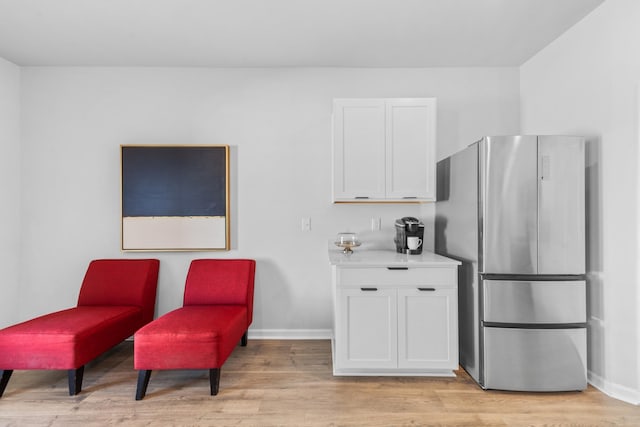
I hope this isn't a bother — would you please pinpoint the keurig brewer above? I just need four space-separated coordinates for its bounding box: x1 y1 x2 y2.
394 217 425 254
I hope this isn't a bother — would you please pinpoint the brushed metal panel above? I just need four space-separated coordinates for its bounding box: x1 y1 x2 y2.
484 327 587 391
481 136 538 274
483 279 586 324
538 136 586 274
436 142 479 263
436 142 481 383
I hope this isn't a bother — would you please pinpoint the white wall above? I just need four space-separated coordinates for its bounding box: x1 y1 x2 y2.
16 67 519 336
0 57 21 328
520 0 640 403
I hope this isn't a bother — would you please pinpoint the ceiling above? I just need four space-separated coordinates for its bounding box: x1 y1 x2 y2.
0 0 604 67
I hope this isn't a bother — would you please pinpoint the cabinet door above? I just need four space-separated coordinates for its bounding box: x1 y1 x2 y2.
332 99 386 200
335 287 397 369
385 99 437 201
397 287 458 370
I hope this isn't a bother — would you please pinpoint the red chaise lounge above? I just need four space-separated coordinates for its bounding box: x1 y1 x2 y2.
134 259 255 400
0 259 160 398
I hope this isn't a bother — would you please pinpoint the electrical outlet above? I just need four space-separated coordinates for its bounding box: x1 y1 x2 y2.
371 217 381 231
301 217 311 232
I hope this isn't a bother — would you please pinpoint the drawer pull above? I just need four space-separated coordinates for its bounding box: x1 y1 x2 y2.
355 196 370 199
418 287 436 291
360 287 378 291
387 267 408 271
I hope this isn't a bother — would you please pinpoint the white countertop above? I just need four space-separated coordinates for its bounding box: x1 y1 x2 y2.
328 247 461 267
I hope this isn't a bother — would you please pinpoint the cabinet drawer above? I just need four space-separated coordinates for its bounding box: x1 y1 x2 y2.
337 267 456 288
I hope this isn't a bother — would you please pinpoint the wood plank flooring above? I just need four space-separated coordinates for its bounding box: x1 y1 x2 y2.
0 340 638 426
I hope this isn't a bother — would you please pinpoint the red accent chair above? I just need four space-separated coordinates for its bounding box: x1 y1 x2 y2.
134 259 256 400
0 259 160 398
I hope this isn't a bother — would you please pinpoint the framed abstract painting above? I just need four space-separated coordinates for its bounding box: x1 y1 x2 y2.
121 145 230 251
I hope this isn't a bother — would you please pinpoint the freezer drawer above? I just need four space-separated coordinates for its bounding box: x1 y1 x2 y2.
483 279 586 324
483 327 587 391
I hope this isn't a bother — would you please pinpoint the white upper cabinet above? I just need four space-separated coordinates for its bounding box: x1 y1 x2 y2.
332 99 386 200
385 99 437 200
332 98 437 203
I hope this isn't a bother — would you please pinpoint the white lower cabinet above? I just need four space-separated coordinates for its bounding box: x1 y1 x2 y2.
332 265 458 376
335 287 398 370
397 287 457 370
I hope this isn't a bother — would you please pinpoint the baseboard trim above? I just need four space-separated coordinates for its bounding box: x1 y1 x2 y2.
128 330 332 341
248 329 332 340
589 371 640 405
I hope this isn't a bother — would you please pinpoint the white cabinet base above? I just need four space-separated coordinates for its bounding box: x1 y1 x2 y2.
329 250 460 377
330 338 457 377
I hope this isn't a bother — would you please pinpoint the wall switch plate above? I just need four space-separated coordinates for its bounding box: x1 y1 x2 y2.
371 217 381 231
301 217 311 232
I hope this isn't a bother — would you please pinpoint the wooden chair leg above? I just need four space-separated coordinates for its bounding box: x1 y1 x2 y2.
209 368 220 396
0 370 13 398
241 331 248 347
136 370 152 401
68 366 84 396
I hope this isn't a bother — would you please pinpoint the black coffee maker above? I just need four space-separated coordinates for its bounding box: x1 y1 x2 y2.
394 217 425 254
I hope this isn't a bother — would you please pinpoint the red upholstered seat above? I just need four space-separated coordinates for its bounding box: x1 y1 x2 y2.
133 259 256 400
135 306 247 369
0 259 160 398
0 306 142 369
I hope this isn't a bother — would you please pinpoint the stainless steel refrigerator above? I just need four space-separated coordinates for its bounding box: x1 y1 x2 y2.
435 135 587 391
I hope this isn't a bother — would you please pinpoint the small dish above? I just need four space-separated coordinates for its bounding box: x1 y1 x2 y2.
335 232 361 254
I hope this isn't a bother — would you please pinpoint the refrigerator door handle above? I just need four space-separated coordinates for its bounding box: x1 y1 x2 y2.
483 321 587 329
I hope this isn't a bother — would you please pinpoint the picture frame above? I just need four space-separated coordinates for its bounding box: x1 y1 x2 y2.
120 145 230 251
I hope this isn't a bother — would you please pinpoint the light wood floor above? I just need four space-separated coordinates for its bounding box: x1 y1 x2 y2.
0 340 638 426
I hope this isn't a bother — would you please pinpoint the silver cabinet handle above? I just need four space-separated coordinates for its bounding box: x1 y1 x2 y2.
387 267 408 270
360 287 378 291
418 287 436 291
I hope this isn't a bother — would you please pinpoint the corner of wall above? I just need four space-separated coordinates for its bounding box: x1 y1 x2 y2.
0 56 22 327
